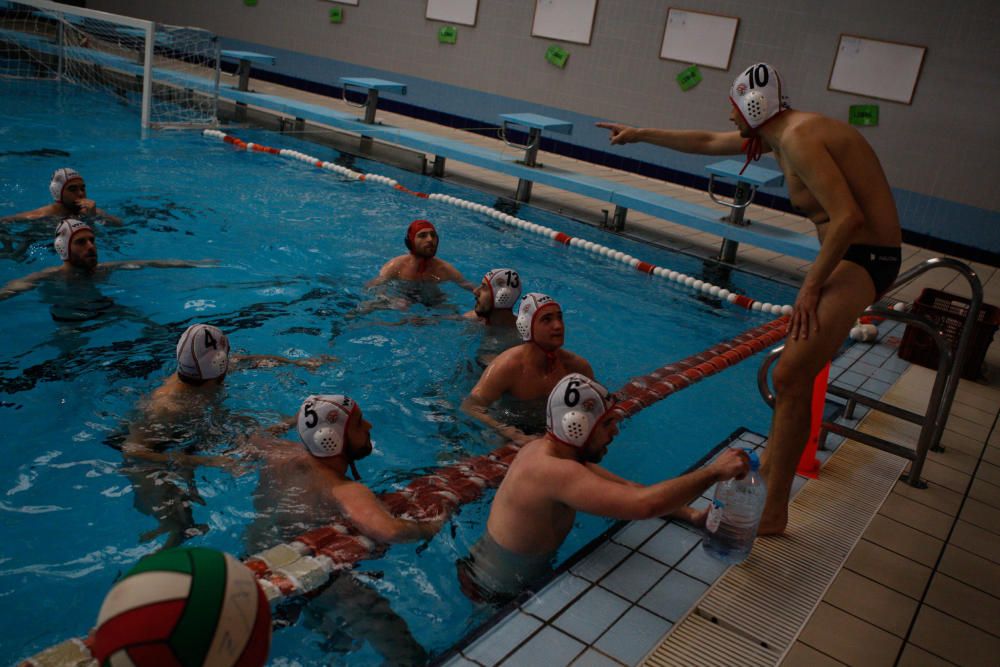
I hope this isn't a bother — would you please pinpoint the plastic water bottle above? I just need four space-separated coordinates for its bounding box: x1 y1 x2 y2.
702 449 766 564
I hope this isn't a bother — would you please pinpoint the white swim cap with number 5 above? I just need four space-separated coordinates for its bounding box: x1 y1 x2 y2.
730 63 786 129
547 373 612 447
176 324 230 380
298 394 357 458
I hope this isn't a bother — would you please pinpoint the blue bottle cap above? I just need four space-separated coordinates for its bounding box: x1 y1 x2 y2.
744 448 760 471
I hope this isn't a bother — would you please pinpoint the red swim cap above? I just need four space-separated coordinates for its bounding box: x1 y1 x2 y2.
405 219 436 252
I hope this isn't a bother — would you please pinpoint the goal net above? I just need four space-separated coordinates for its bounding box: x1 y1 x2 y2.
0 0 220 128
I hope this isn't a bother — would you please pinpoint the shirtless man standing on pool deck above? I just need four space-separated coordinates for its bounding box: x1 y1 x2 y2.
458 374 750 602
461 293 593 444
598 62 902 534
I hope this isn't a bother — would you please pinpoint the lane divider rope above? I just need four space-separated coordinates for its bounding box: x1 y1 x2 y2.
203 130 795 316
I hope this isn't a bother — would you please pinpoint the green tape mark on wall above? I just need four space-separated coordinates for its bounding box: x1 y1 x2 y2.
244 0 257 6
677 65 702 91
329 7 343 23
438 26 457 44
545 44 569 68
849 104 879 126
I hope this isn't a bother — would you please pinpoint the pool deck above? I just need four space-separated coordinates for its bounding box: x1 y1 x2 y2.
226 73 1000 667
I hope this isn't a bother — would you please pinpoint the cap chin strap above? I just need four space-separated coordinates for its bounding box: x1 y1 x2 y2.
349 460 361 481
533 341 558 374
739 136 763 175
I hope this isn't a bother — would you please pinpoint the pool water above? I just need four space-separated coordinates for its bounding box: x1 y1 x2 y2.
0 80 795 664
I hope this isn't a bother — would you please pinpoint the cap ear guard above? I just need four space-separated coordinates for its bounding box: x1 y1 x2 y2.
298 394 356 458
546 373 612 447
516 292 557 342
53 218 92 261
175 324 230 381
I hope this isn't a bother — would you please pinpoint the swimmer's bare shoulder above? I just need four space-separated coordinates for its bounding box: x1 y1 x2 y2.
558 349 594 378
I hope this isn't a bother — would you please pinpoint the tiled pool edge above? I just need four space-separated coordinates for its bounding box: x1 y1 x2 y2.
440 325 912 667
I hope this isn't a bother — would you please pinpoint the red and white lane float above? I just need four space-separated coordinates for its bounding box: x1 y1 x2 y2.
203 130 794 316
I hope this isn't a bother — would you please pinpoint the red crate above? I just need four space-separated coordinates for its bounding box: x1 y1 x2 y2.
898 288 1000 380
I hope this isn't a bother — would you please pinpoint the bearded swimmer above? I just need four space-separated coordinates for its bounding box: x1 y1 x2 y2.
458 374 750 602
0 220 215 311
5 168 122 224
598 63 902 535
464 268 523 365
461 293 593 444
367 219 474 289
244 394 443 665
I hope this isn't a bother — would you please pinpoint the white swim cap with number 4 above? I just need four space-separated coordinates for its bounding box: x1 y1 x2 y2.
516 292 559 342
730 63 785 129
484 268 522 309
547 373 612 447
176 324 230 380
298 394 357 458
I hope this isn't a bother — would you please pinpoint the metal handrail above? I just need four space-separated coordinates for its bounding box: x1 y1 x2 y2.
340 82 370 109
707 173 756 210
756 256 982 486
498 121 539 152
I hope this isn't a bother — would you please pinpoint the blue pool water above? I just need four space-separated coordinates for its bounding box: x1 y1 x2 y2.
0 80 796 664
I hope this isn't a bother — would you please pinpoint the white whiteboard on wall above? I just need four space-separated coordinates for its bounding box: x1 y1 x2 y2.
426 0 478 26
323 0 359 6
531 0 598 45
829 34 926 104
660 8 738 70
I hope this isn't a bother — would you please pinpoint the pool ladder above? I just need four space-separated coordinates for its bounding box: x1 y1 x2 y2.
757 257 984 487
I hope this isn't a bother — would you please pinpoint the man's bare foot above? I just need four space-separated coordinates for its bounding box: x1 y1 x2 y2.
668 505 708 528
757 506 787 535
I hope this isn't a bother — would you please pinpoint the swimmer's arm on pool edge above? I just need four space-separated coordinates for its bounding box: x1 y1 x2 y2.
552 448 749 520
335 482 443 544
596 122 748 156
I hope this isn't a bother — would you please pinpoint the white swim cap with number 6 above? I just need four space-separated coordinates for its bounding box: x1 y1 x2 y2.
297 394 357 458
484 268 522 309
547 373 612 447
730 63 785 129
176 324 230 381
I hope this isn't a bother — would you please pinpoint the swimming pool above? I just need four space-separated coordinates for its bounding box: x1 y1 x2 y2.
0 79 796 664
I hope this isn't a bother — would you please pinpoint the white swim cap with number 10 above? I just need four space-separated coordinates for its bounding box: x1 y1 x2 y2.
730 63 785 129
547 373 613 447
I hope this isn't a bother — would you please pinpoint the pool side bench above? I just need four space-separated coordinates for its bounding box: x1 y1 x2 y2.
217 87 819 262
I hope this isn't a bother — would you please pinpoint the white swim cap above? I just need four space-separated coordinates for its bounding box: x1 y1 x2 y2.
484 268 522 310
297 394 357 458
175 324 230 381
53 218 92 261
547 373 613 447
516 292 559 342
49 167 82 201
730 63 786 129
